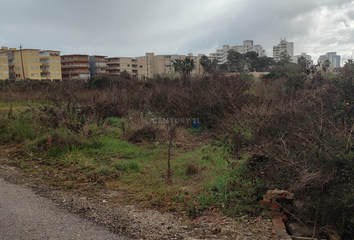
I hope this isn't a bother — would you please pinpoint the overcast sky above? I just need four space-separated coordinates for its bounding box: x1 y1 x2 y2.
1 0 353 63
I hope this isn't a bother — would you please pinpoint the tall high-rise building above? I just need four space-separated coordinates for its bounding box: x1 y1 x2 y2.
318 52 341 67
209 40 266 65
273 38 294 61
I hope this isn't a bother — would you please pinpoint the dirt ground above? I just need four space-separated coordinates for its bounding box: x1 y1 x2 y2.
0 152 280 240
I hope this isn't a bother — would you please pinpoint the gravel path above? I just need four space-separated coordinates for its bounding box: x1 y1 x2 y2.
0 177 129 240
0 156 279 240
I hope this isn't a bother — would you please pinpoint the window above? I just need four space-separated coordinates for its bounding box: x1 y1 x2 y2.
139 65 143 68
29 51 32 55
57 74 59 77
30 66 34 70
16 74 20 77
34 52 37 55
0 74 1 78
56 60 59 63
30 58 33 62
52 67 54 70
31 74 34 77
127 64 130 67
35 59 38 62
0 66 1 70
51 60 54 62
36 66 38 69
36 73 39 77
56 67 59 70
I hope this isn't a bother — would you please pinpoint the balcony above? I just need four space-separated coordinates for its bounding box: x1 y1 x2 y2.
61 64 89 68
95 62 107 68
41 74 51 78
39 52 49 57
106 64 120 69
64 70 90 74
61 58 88 63
107 59 120 64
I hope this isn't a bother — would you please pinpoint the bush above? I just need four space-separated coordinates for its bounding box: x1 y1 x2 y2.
0 110 38 143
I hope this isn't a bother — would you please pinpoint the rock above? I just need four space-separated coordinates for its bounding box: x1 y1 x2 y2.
263 189 294 201
287 223 318 237
275 227 292 239
260 236 268 240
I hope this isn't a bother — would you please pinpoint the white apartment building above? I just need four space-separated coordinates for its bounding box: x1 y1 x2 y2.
292 52 312 64
209 40 266 65
273 38 294 61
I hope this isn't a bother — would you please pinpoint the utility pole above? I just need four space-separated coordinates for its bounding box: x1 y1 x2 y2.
19 44 26 80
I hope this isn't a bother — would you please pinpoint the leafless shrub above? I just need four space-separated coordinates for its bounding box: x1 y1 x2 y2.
290 168 333 194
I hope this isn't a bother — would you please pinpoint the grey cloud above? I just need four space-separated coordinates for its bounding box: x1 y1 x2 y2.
0 0 353 62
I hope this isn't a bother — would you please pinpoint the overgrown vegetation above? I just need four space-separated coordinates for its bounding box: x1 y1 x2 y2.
1 60 354 238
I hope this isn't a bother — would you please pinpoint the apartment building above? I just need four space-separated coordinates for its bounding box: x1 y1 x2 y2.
5 47 41 81
209 40 267 65
102 53 205 79
0 48 9 80
292 52 312 64
39 50 62 81
106 57 144 78
89 55 108 77
273 38 294 61
61 54 90 81
318 52 341 67
106 54 175 79
136 53 205 77
0 47 62 81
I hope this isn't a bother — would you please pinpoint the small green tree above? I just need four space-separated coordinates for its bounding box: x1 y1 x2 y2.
173 57 195 75
297 56 307 70
199 55 218 75
226 49 242 72
322 59 331 72
120 70 131 79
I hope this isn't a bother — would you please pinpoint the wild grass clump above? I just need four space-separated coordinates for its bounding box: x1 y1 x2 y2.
111 160 141 172
185 159 199 176
0 109 39 143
